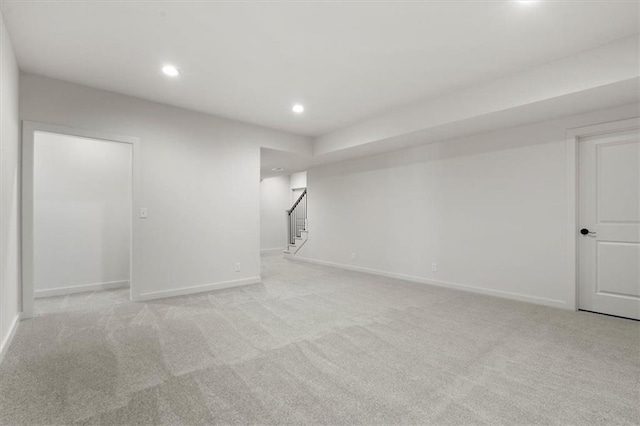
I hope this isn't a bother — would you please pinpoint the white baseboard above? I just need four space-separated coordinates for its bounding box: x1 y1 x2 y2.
0 314 21 364
34 280 130 298
134 276 261 302
290 256 568 310
260 247 285 254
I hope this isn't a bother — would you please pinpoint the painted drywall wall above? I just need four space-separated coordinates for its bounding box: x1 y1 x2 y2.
290 171 307 205
260 175 290 252
20 73 310 301
290 171 307 189
0 11 20 358
33 132 131 295
298 104 639 309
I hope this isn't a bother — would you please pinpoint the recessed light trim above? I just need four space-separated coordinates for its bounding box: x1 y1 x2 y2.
162 64 180 77
272 167 284 172
292 104 305 114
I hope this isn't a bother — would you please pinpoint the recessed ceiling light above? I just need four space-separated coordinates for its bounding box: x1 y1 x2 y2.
292 104 305 114
516 0 538 4
162 65 180 77
272 167 284 172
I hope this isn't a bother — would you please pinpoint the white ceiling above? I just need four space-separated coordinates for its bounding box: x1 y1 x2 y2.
2 0 638 137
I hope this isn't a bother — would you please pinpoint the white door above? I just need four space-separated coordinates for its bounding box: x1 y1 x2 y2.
578 128 640 320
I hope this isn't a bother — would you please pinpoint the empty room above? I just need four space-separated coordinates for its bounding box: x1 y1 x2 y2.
0 1 638 425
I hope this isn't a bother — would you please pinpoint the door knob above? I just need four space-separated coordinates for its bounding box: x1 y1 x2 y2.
580 228 596 235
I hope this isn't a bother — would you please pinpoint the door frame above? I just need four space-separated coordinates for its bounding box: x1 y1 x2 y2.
21 121 141 319
565 117 640 311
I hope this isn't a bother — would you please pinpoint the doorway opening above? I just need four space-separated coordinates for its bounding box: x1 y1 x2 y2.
22 122 139 318
259 148 309 277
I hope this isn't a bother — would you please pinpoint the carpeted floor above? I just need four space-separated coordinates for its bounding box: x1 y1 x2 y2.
1 253 638 425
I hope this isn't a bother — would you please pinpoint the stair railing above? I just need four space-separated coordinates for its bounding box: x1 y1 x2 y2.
286 189 307 245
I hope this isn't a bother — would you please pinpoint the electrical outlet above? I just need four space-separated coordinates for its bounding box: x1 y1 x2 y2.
235 263 241 272
431 263 438 272
351 251 357 260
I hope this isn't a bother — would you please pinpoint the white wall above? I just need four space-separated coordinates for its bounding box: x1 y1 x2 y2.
290 171 307 205
290 171 307 190
0 11 21 357
33 132 131 295
299 104 639 309
260 175 290 252
20 73 310 301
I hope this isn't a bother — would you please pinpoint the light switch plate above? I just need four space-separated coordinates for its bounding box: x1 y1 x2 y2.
140 208 148 218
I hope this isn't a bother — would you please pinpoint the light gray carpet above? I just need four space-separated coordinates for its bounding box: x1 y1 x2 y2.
1 253 638 425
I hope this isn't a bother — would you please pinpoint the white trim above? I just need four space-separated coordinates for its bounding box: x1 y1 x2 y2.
21 121 141 319
134 276 261 302
260 247 285 254
34 280 129 298
289 256 568 309
565 117 640 312
0 314 21 364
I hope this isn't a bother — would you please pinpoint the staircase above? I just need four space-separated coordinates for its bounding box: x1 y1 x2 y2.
284 189 307 255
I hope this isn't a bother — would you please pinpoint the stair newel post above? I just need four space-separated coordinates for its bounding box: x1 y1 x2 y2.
288 209 292 246
286 209 290 247
289 209 291 244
